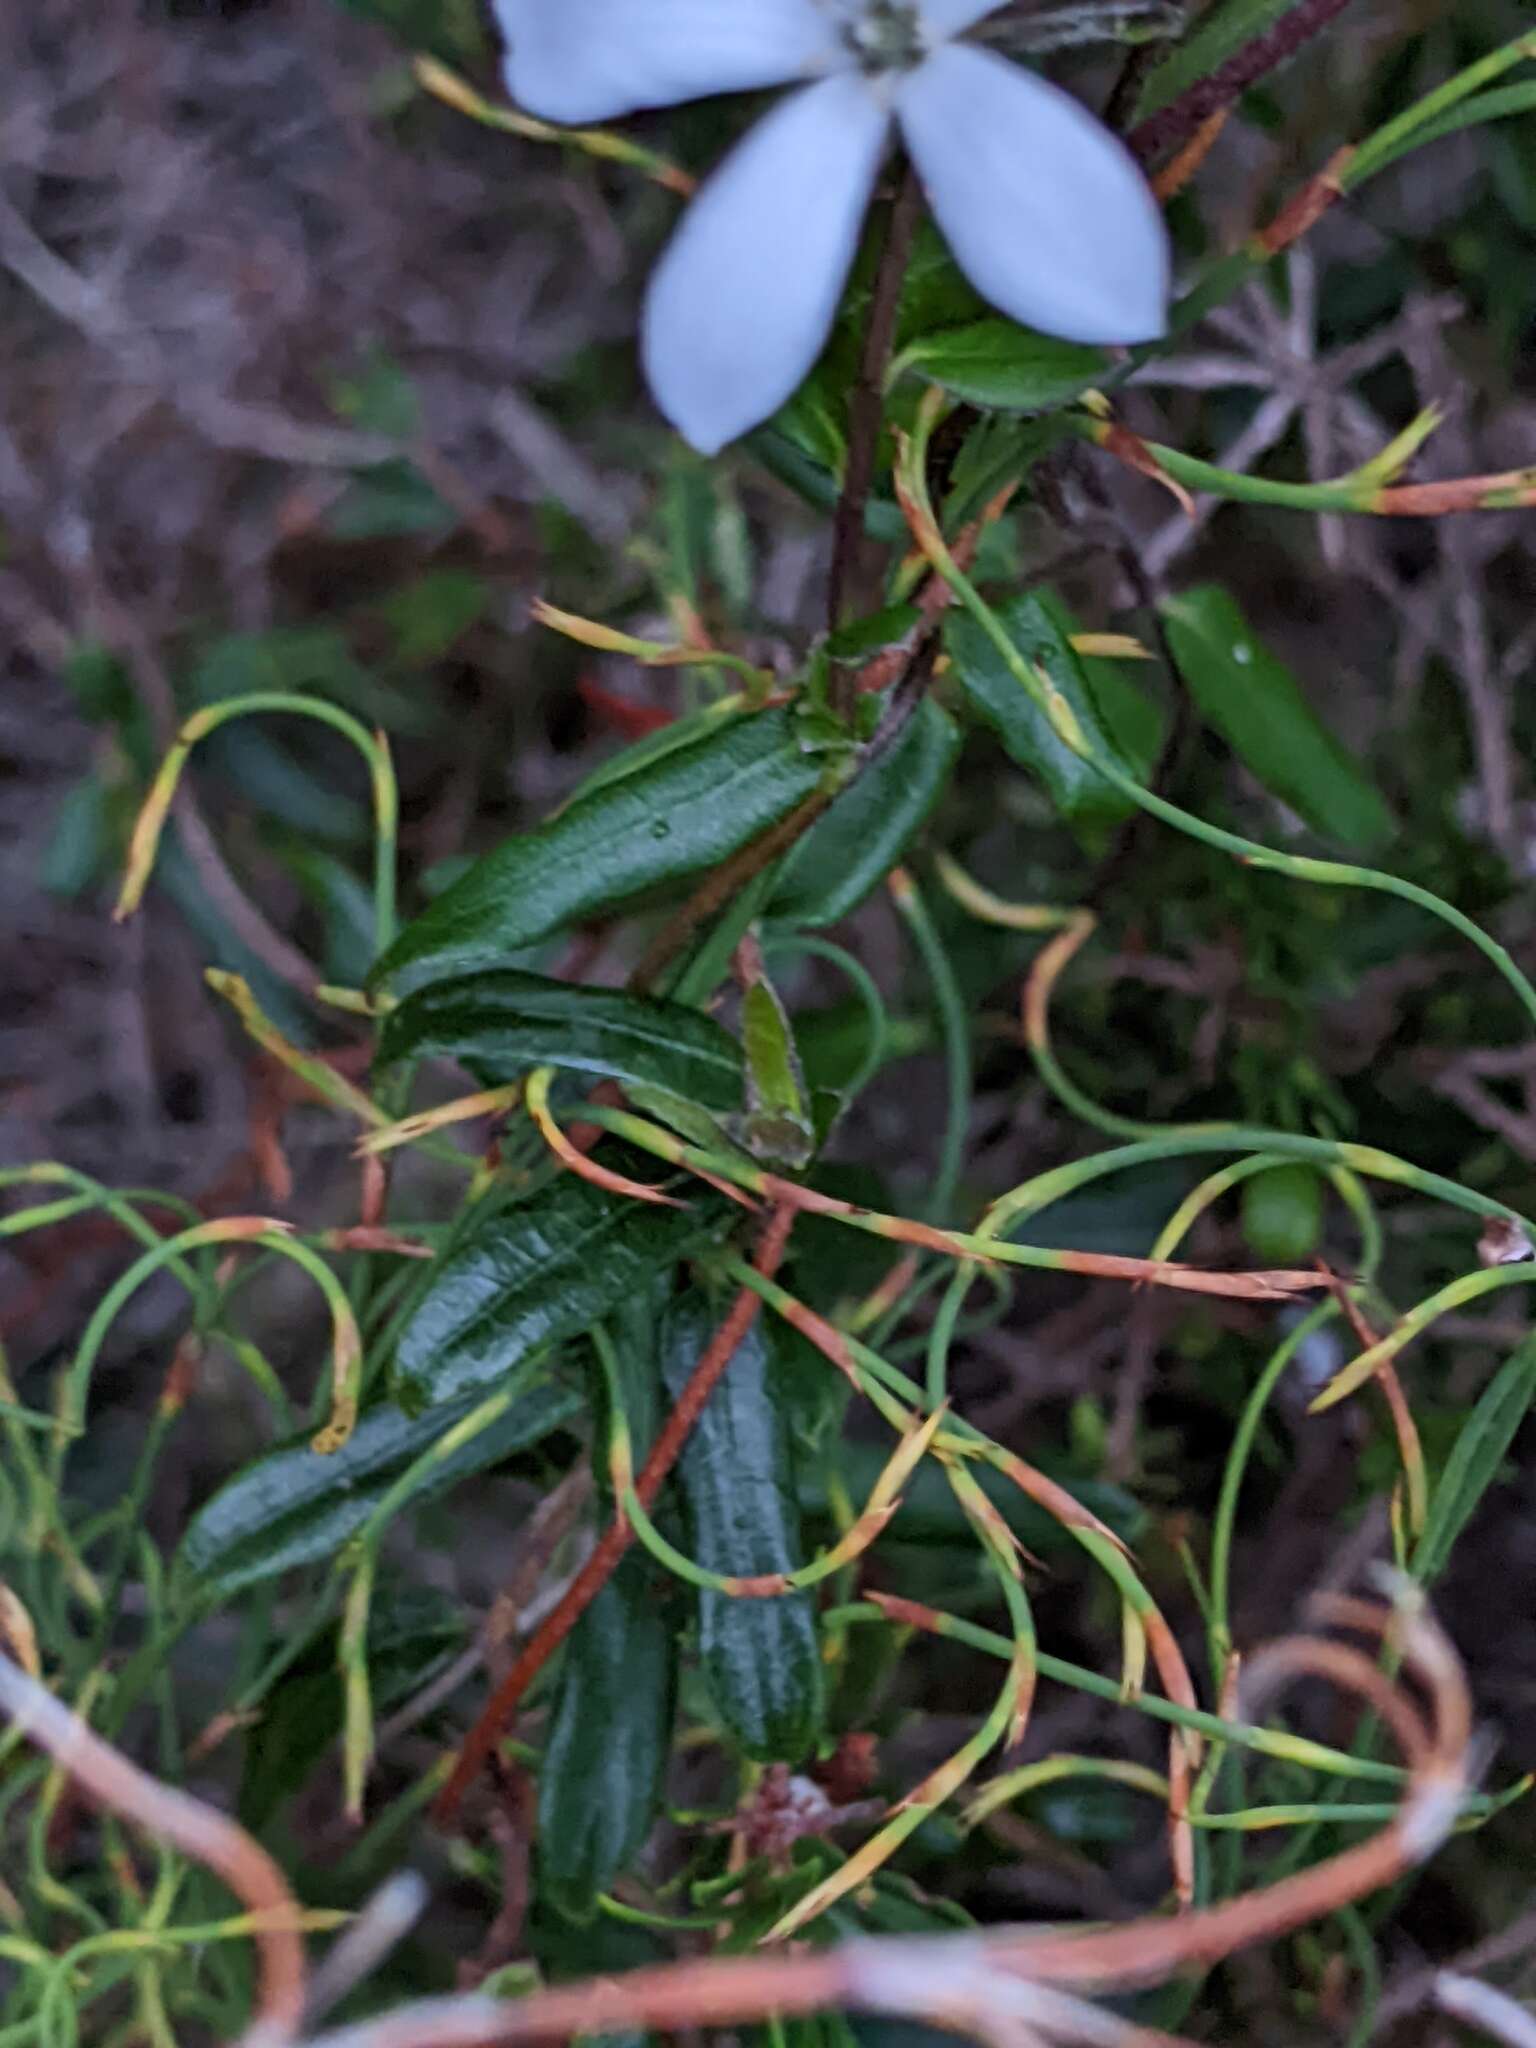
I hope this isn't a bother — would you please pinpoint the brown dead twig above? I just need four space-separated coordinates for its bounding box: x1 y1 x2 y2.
2 1591 1467 2048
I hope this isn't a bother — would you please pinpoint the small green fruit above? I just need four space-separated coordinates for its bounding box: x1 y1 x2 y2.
1241 1163 1325 1265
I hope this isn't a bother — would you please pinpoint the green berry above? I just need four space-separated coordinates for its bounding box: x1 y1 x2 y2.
1241 1163 1325 1265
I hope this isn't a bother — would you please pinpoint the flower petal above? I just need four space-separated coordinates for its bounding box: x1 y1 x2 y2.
494 0 844 124
896 45 1168 344
919 0 1006 34
642 76 890 454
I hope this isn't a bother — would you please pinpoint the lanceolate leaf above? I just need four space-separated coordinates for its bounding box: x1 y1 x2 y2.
393 1163 731 1407
946 591 1151 825
538 1552 677 1921
178 1379 580 1598
661 1294 824 1763
893 322 1110 413
1160 587 1394 849
1413 1331 1536 1585
372 705 833 994
378 970 744 1112
770 698 961 928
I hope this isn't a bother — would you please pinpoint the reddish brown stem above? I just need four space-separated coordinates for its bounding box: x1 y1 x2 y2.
1127 0 1362 166
828 168 921 643
434 1202 798 1827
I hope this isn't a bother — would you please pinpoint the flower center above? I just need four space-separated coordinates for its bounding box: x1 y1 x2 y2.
841 1 927 74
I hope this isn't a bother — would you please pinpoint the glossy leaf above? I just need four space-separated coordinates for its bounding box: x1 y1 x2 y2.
893 322 1110 413
946 591 1150 825
1161 586 1394 848
178 1379 580 1598
567 693 746 805
1413 1331 1536 1584
538 1552 676 1921
378 969 744 1112
372 705 832 994
393 1163 731 1407
661 1294 824 1763
770 699 961 927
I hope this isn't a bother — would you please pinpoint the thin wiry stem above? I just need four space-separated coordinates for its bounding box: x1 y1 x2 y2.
0 1653 308 2048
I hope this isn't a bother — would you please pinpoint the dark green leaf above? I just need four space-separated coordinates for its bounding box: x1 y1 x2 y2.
569 697 748 807
373 705 832 995
538 1553 676 1921
1010 1158 1203 1257
1413 1331 1536 1584
770 699 961 927
894 323 1110 413
661 1294 824 1763
1160 587 1394 848
394 1163 731 1407
946 592 1146 824
379 970 744 1113
178 1379 579 1598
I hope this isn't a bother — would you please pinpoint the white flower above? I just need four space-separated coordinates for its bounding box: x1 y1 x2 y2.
493 0 1170 454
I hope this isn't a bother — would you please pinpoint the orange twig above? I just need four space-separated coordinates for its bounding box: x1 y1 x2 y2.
1135 1605 1199 1909
1324 1272 1428 1535
1254 145 1357 255
298 1598 1467 2048
1368 467 1536 515
1152 110 1230 202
